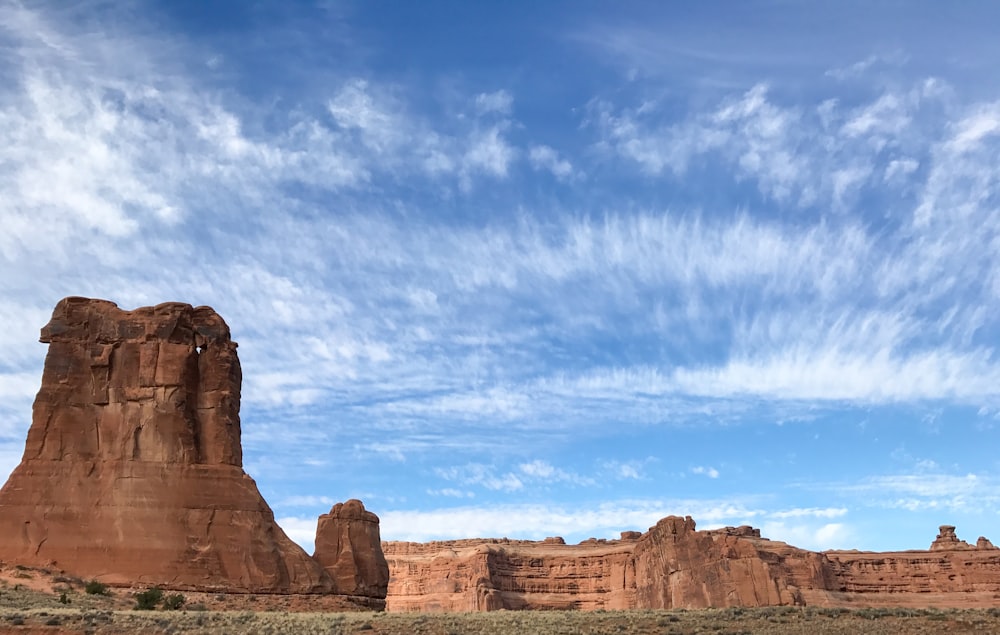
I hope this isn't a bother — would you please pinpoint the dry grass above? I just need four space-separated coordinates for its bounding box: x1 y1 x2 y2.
4 570 1000 633
2 604 1000 634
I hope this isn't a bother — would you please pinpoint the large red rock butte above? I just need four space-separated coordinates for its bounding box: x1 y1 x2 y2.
384 517 1000 611
313 499 390 598
0 297 387 602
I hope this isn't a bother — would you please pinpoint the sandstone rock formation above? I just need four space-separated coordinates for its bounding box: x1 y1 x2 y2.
632 516 836 608
824 548 1000 604
385 518 1000 611
313 499 390 598
930 525 973 550
0 297 333 593
383 537 637 611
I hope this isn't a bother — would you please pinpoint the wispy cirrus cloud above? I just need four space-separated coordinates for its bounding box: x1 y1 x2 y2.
4 1 1000 552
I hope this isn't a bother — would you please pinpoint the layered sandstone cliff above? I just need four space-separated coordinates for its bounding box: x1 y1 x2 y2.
632 516 838 608
385 518 1000 611
824 530 1000 608
0 298 332 593
384 533 641 611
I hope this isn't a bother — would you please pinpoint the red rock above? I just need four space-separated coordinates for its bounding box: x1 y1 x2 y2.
383 537 636 611
0 297 332 593
313 499 389 598
384 518 1000 611
930 524 973 550
632 516 835 608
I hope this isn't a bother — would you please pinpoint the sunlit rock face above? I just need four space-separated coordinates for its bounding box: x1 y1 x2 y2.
313 499 390 598
384 517 1000 611
0 297 332 593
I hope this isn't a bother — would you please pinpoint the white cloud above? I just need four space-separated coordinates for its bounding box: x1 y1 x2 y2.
770 507 847 520
275 516 319 555
278 495 337 508
670 348 1000 403
426 488 474 498
463 126 516 179
760 521 852 551
884 157 919 182
475 90 513 115
691 466 720 479
825 55 880 80
818 472 998 513
0 444 22 485
435 464 525 492
528 144 574 179
372 499 852 548
4 3 1000 561
376 499 764 542
618 464 640 479
602 459 654 480
841 93 911 140
518 460 595 486
946 107 1000 154
542 341 1000 406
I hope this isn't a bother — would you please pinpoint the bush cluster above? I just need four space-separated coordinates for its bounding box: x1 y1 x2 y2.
133 587 186 611
84 580 110 596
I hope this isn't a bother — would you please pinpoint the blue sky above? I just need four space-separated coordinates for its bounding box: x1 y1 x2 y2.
2 0 1000 554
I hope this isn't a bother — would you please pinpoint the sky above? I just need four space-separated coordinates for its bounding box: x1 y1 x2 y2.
2 1 1000 555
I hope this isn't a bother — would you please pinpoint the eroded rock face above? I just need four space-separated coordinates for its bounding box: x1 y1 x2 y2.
313 499 389 599
632 516 836 608
0 297 332 593
384 518 1000 611
930 525 973 550
383 537 636 611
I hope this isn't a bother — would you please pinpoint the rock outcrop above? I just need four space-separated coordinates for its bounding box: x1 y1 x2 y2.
313 499 390 598
383 537 637 611
0 297 332 593
385 518 1000 611
930 525 973 550
632 516 836 608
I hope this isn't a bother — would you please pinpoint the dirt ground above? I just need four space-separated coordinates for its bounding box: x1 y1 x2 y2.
4 562 1000 634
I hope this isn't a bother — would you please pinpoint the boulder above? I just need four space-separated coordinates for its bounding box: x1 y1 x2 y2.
313 499 389 598
0 297 332 592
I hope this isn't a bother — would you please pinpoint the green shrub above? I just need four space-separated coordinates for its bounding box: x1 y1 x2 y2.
84 580 110 596
162 593 186 610
134 587 164 610
59 592 70 604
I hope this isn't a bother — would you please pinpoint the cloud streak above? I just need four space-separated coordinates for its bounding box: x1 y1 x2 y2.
2 2 1000 551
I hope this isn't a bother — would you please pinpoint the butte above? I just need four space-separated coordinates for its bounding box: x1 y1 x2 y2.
0 297 387 602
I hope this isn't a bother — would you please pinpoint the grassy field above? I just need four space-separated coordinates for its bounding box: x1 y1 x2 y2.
4 567 1000 633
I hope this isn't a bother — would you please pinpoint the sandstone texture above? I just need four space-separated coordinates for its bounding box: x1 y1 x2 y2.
0 297 338 594
930 525 973 550
383 537 637 611
385 517 1000 611
313 499 390 598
